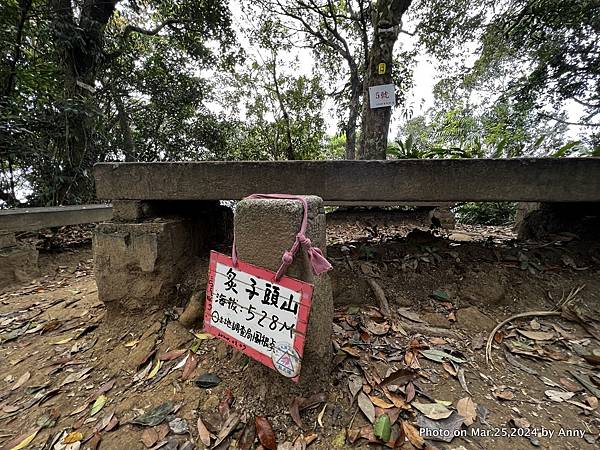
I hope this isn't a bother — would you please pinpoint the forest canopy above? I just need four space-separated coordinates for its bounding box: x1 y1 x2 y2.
1 0 599 206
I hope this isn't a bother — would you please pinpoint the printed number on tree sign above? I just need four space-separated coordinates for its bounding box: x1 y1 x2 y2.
204 251 313 381
368 83 395 108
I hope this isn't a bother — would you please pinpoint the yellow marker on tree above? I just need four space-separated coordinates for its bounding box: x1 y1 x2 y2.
378 63 386 74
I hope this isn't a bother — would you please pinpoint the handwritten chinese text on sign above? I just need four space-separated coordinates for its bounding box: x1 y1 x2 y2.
204 251 313 382
368 83 395 108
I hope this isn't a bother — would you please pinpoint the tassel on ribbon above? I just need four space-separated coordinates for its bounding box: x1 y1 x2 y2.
275 233 332 280
298 234 332 276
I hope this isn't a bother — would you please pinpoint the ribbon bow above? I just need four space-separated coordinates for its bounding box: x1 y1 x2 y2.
232 194 332 280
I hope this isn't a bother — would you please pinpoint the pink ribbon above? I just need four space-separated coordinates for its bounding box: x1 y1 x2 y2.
231 194 332 280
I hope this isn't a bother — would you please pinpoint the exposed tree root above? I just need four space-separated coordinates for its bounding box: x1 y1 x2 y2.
485 285 585 367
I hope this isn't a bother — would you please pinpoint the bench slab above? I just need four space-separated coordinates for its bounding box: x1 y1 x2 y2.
94 159 600 203
0 204 112 232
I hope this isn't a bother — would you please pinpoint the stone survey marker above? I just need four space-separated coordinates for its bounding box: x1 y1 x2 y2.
204 251 313 381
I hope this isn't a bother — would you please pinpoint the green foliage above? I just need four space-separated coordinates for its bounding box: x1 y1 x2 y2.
455 202 517 225
394 100 579 159
323 134 347 160
411 0 599 140
223 15 326 161
1 0 236 206
2 0 598 207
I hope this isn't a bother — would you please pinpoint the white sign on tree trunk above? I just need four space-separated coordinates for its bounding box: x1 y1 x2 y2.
369 84 395 108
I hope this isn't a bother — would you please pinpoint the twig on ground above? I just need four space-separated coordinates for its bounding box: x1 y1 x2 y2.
366 278 391 317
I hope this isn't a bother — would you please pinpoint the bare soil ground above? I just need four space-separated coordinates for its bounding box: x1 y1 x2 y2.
1 218 600 450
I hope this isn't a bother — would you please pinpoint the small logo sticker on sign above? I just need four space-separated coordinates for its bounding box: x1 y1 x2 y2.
272 342 301 378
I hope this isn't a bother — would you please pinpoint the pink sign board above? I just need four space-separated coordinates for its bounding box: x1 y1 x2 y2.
204 251 313 382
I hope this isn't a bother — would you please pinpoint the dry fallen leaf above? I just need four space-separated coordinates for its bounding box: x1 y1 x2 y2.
88 379 116 401
383 390 409 409
586 396 598 409
412 402 453 420
52 335 74 345
104 415 119 432
317 403 327 428
495 390 514 401
357 392 376 423
512 417 531 428
156 423 170 441
218 388 234 419
238 419 257 450
417 413 464 444
397 308 424 323
363 318 390 336
517 329 554 341
158 348 187 361
341 346 361 358
94 411 115 432
0 427 41 450
368 395 394 409
348 375 363 398
10 371 30 391
124 339 139 348
406 382 416 403
141 428 158 448
456 397 477 426
545 390 575 402
181 352 198 381
289 397 304 429
560 377 582 392
63 431 84 444
87 432 102 450
442 362 457 377
255 416 277 450
61 367 92 387
213 412 241 447
197 417 211 447
402 421 425 448
471 333 485 350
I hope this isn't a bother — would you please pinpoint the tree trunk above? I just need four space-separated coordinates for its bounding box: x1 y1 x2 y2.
50 0 118 204
345 72 362 160
114 92 136 161
359 0 412 160
345 112 357 160
2 0 33 100
270 53 295 160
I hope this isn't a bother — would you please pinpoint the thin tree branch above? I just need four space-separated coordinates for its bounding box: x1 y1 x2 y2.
539 112 600 127
122 19 187 39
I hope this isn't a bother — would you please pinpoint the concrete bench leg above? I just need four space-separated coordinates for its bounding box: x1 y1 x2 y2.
430 206 456 229
233 196 333 400
93 201 232 313
517 202 600 240
0 232 39 289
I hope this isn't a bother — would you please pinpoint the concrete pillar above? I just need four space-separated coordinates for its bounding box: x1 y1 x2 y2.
0 232 39 289
233 196 333 398
0 231 16 248
429 205 456 229
517 202 600 240
93 202 233 313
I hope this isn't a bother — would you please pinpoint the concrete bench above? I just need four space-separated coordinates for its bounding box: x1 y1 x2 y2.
0 204 112 234
94 159 600 202
0 204 113 287
91 158 600 312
